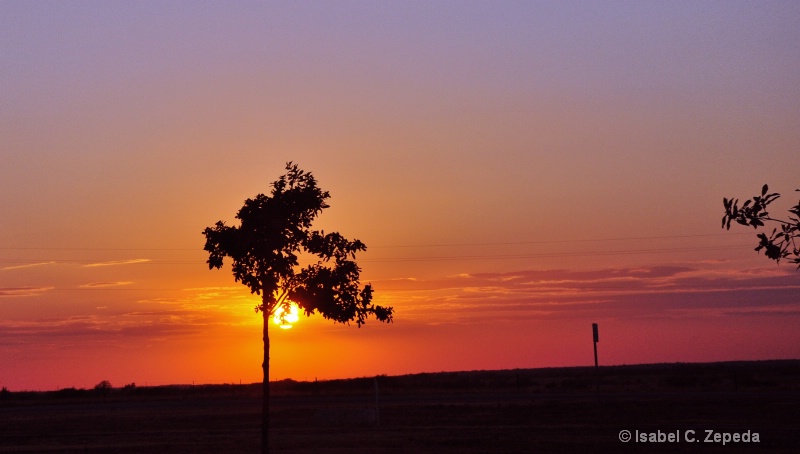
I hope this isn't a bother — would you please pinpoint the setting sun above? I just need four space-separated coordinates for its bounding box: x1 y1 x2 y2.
273 303 300 329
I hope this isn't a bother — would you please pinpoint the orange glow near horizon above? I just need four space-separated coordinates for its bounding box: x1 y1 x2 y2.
0 252 799 391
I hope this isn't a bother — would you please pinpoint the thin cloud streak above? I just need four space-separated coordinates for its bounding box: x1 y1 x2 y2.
139 286 258 308
1 261 56 271
0 287 53 297
79 281 133 288
83 259 151 267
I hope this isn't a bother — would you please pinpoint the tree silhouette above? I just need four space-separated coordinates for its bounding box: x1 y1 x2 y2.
93 380 112 392
722 184 800 268
202 163 393 453
94 380 112 400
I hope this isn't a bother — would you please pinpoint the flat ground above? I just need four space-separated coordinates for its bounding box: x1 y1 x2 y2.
1 361 798 453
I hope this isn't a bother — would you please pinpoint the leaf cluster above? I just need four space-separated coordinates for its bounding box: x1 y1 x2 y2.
722 184 800 268
202 162 393 326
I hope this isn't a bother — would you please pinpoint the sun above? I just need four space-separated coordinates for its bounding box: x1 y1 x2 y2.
273 303 300 329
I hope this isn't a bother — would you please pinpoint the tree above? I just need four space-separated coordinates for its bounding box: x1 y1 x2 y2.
722 184 800 268
93 380 112 391
202 163 393 453
94 380 112 400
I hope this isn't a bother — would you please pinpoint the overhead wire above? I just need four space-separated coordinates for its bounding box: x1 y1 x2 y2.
0 232 755 252
0 233 758 268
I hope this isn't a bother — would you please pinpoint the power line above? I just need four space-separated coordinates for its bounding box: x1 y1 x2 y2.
38 281 800 293
358 244 752 263
0 233 760 273
367 232 754 249
0 232 754 252
0 244 755 267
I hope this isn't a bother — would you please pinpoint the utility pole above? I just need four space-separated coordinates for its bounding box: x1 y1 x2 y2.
592 323 600 392
592 323 599 368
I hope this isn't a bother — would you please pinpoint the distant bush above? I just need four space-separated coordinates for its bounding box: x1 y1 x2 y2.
94 380 112 397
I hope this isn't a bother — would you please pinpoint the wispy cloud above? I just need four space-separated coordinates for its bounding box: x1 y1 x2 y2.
0 315 207 346
0 287 53 297
3 265 795 349
1 261 56 271
142 286 257 306
79 282 133 288
372 265 800 324
83 259 151 267
0 305 249 347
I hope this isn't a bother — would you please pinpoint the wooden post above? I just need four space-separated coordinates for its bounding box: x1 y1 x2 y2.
592 323 599 393
592 323 599 368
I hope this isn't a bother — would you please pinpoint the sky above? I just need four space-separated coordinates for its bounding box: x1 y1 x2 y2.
1 1 799 391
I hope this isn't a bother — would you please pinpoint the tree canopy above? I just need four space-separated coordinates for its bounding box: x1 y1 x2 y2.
722 184 800 269
203 162 393 324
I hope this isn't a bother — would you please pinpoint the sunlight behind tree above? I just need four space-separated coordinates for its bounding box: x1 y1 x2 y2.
273 302 299 329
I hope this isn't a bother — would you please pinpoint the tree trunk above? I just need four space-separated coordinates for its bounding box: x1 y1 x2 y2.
262 308 270 454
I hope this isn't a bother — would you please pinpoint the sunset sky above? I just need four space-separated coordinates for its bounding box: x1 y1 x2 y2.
2 1 799 391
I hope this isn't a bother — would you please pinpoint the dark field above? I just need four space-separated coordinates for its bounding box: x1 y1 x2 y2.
2 360 799 453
